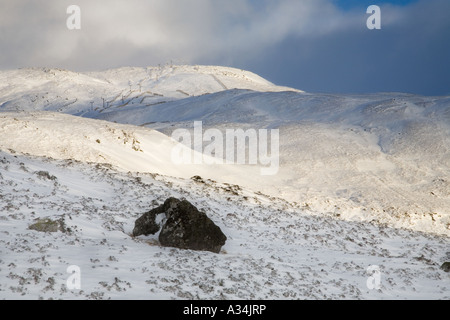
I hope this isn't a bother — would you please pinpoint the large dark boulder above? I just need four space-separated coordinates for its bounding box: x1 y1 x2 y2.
159 200 227 253
132 198 180 237
441 262 450 272
132 198 227 254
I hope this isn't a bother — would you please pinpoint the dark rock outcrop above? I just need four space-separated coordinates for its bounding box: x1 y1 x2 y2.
132 198 180 237
441 262 450 272
132 198 227 253
159 199 227 253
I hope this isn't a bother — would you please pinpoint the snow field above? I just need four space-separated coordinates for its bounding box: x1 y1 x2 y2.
0 151 448 299
0 66 449 299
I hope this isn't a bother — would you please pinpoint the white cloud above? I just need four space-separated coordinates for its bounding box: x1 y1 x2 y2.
0 0 358 69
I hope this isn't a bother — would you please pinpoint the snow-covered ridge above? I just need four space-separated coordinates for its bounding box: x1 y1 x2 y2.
0 65 300 116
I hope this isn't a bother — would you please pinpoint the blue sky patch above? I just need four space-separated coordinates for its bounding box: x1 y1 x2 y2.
333 0 419 10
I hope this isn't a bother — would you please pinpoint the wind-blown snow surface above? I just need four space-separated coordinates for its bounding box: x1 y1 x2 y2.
0 66 449 299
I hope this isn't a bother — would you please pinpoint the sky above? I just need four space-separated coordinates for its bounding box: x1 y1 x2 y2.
0 0 449 95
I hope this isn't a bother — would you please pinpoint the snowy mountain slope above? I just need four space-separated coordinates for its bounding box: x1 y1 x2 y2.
0 150 448 300
0 66 449 236
85 65 299 95
1 109 448 235
0 66 300 116
92 89 450 234
0 111 266 182
95 89 450 132
0 66 449 301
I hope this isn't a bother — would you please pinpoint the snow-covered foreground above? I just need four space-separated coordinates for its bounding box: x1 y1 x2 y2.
0 150 448 299
0 65 449 299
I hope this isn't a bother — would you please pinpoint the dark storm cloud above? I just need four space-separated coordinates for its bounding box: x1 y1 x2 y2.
0 0 350 69
246 0 450 95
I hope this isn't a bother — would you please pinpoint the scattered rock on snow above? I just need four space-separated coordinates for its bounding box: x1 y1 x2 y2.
191 175 205 183
35 171 57 181
28 217 66 233
132 197 227 253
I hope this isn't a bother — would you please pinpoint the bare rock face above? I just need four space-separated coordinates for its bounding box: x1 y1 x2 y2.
132 198 227 254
